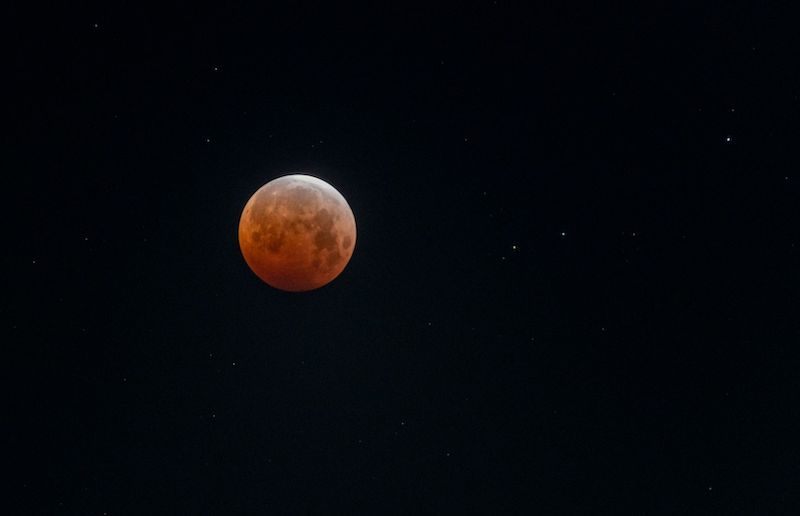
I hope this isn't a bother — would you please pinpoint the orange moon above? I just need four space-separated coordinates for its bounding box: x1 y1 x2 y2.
238 174 357 292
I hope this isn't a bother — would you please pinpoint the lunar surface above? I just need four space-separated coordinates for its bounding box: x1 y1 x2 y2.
238 174 356 292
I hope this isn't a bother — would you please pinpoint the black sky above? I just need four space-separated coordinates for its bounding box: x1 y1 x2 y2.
7 2 800 514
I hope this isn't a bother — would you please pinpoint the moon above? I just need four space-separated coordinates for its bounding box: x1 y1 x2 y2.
238 174 357 292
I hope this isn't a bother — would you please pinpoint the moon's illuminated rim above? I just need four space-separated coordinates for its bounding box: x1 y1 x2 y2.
238 174 356 291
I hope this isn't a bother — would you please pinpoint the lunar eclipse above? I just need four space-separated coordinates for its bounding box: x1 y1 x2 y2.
238 174 356 292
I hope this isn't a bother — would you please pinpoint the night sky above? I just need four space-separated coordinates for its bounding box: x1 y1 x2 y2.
8 2 800 514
